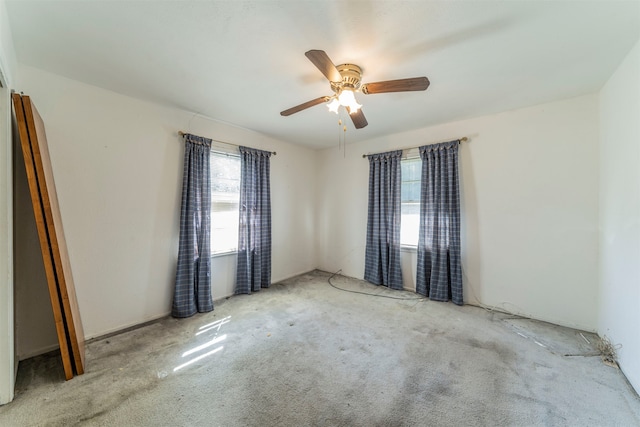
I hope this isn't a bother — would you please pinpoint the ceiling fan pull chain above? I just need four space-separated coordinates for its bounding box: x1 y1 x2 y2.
343 125 347 158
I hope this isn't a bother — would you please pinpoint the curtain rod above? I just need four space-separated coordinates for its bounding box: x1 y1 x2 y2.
178 131 277 155
362 137 468 158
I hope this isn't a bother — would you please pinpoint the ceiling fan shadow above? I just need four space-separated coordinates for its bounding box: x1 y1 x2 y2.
389 19 514 64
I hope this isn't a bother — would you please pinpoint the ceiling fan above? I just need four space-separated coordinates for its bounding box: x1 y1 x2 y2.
280 50 430 129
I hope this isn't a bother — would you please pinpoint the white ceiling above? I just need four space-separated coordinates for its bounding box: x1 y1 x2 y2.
6 0 640 149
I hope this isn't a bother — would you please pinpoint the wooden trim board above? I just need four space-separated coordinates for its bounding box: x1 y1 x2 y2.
12 94 85 379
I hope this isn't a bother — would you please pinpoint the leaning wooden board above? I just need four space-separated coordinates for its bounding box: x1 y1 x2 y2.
12 94 85 378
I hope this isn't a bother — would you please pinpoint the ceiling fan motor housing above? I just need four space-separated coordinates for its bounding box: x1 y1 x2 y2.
331 63 363 93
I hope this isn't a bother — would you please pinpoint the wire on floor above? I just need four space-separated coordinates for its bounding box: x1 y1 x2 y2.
328 270 426 301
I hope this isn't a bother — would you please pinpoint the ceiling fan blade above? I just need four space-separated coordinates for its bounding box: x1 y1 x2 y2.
280 96 331 116
346 107 368 129
361 77 430 95
305 50 342 83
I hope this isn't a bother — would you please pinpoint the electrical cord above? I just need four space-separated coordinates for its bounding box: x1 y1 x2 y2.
328 270 426 301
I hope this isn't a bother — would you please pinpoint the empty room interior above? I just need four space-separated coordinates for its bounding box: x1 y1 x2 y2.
0 0 639 425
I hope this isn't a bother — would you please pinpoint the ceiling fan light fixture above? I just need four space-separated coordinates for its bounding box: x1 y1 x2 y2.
326 97 341 114
337 88 362 113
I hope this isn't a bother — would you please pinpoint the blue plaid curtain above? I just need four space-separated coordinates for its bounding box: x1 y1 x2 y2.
235 146 272 294
364 150 403 290
172 134 213 317
416 140 463 305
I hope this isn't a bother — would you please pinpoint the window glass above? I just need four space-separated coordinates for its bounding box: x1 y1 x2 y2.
401 158 421 246
210 152 241 254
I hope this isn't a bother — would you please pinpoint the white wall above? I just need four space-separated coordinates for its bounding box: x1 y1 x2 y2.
598 39 640 393
317 94 600 331
13 65 317 356
0 0 16 85
0 0 17 405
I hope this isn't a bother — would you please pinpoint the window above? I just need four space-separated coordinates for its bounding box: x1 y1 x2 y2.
210 151 241 255
401 157 421 246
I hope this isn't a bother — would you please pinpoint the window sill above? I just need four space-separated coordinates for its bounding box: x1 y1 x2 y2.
400 245 417 253
211 250 237 259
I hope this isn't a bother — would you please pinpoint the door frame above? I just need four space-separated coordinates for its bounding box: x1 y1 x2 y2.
0 64 15 405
